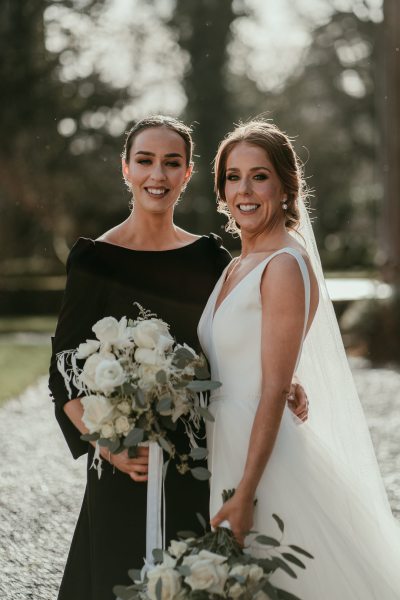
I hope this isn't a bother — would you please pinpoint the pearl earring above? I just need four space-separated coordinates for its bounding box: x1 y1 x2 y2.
282 196 288 211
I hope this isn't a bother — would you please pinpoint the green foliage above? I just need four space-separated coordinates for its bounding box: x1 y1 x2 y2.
0 342 51 405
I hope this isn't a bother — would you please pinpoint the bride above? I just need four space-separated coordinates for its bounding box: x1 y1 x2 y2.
198 119 400 598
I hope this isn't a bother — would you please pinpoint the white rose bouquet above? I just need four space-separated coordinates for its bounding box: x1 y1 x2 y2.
113 494 313 600
56 304 220 480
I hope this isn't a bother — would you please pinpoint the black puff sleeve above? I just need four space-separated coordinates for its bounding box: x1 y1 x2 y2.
48 239 105 459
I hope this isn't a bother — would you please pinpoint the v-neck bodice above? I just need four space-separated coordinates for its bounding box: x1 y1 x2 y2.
198 247 310 394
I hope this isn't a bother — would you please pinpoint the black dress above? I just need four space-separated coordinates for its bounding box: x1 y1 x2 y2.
48 235 231 600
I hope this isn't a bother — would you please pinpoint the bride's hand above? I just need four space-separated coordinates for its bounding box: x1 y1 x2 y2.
100 446 149 482
210 491 254 546
288 377 309 422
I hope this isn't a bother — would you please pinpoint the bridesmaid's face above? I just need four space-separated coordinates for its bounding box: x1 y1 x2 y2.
224 142 285 234
122 127 192 214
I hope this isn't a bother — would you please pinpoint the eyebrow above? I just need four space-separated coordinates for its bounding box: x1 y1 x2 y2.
226 166 272 173
134 151 184 158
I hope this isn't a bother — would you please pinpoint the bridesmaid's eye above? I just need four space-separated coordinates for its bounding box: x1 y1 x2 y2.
166 161 181 168
137 159 152 165
254 173 268 180
226 174 239 181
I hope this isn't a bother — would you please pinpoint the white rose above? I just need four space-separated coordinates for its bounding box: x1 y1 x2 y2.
92 316 120 345
134 347 164 366
230 564 250 579
80 351 114 390
100 422 115 439
117 400 131 415
254 592 271 600
76 339 100 359
168 540 188 559
137 364 159 390
147 565 181 600
81 395 115 433
114 415 130 436
248 564 264 583
95 358 126 393
229 582 245 599
132 319 173 350
183 551 228 595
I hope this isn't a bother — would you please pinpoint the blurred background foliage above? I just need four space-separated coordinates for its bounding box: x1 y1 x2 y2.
0 0 399 366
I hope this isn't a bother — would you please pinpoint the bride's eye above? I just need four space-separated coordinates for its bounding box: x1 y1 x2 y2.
137 159 152 165
254 173 267 180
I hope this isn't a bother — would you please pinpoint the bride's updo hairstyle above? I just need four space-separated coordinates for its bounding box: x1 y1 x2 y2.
214 119 304 235
122 115 194 167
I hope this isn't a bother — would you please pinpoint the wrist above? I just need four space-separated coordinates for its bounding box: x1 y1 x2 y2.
235 481 256 503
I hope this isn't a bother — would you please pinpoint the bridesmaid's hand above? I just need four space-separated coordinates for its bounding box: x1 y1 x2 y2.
101 446 149 482
210 491 254 547
287 377 309 422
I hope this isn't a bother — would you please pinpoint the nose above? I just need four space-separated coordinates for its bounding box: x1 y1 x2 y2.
149 161 167 182
238 176 251 195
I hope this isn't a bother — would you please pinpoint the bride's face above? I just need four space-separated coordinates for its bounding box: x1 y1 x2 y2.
224 142 285 234
122 126 192 214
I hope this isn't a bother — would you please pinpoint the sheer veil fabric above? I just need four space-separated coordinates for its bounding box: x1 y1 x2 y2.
198 199 400 599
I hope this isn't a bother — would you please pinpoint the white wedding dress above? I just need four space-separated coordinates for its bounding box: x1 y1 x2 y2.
198 246 400 599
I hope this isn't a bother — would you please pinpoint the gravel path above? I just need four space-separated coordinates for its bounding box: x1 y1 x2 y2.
0 366 399 600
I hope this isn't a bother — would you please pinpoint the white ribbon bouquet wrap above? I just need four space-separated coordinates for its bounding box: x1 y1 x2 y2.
57 304 220 563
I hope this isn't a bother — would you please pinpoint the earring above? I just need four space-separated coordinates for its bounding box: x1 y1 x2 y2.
282 196 288 211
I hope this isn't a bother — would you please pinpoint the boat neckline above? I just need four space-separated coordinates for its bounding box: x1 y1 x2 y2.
78 235 207 254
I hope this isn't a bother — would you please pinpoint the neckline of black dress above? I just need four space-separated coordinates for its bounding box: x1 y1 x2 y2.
78 235 208 254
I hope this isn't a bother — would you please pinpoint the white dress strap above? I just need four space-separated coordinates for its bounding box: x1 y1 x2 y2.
256 247 311 369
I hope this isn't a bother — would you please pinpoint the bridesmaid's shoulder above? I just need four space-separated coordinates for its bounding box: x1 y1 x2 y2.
66 237 99 273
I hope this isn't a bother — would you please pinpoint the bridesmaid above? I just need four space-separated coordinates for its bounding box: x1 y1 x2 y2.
48 115 307 600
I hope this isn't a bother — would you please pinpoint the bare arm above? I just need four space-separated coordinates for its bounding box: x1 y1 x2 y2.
64 398 149 482
210 254 306 542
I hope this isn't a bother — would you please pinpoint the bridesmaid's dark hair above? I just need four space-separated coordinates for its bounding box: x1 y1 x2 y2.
122 115 194 167
214 119 304 235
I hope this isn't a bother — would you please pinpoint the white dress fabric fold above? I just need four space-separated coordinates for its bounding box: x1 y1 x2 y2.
198 246 400 599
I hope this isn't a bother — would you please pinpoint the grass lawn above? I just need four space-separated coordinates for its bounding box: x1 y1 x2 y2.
0 341 52 406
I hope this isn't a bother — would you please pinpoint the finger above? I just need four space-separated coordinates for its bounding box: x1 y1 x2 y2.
129 472 148 482
128 464 148 474
210 510 225 529
136 447 150 457
127 456 149 465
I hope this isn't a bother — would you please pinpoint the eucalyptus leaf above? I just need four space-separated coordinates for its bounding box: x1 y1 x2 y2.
160 415 178 431
191 467 211 481
187 380 221 393
255 534 280 547
135 388 146 408
80 432 99 442
156 370 167 384
177 530 198 539
108 438 122 453
196 512 207 530
281 552 306 569
98 437 115 448
112 585 138 600
272 513 285 533
128 446 138 458
155 578 163 600
158 436 173 455
288 544 314 559
124 427 144 447
261 580 280 600
189 447 208 460
194 363 210 380
152 548 164 564
196 406 215 422
157 396 172 413
177 565 191 577
173 347 195 362
121 382 137 396
127 568 142 583
276 588 304 600
272 556 298 579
